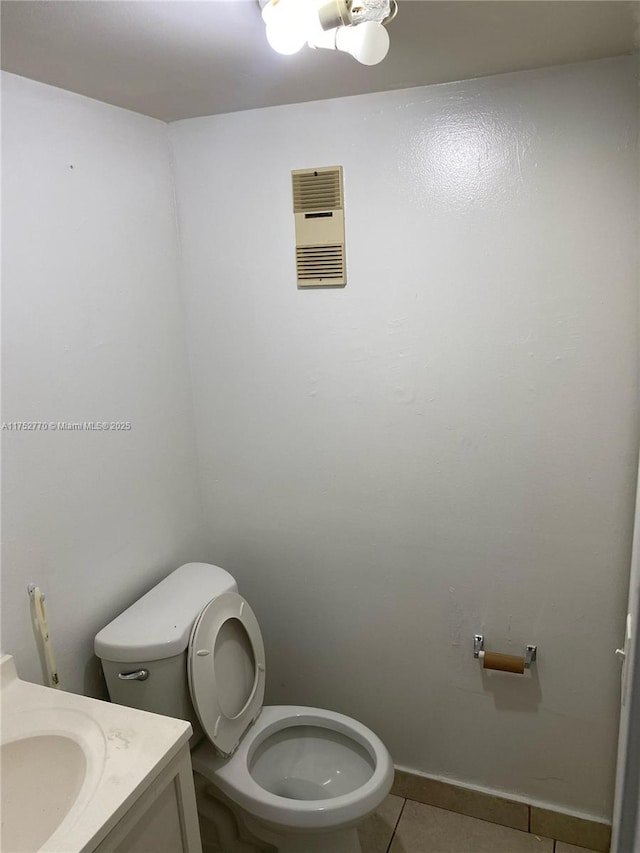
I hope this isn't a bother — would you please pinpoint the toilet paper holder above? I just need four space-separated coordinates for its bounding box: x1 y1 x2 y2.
473 634 537 671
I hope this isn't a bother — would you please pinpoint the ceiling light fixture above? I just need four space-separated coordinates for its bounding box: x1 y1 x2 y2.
259 0 397 65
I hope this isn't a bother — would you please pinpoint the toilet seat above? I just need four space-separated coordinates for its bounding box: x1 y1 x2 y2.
188 592 266 757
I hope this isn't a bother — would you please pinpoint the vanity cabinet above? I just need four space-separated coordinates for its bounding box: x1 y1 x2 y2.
93 746 202 853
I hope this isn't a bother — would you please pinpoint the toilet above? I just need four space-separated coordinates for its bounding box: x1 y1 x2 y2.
95 563 393 853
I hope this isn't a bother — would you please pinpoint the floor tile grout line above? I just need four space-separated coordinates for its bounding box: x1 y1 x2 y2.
385 797 407 853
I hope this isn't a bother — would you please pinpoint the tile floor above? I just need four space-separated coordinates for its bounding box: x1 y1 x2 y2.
357 795 602 853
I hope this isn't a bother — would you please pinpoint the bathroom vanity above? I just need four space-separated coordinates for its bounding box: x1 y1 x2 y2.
92 747 199 853
0 655 202 853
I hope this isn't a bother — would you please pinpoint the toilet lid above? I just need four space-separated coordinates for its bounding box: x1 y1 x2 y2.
188 592 266 757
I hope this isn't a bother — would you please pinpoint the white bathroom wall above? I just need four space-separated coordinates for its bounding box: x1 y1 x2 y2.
1 72 204 696
169 56 639 819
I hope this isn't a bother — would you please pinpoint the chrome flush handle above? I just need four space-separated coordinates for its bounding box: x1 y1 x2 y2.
117 669 149 681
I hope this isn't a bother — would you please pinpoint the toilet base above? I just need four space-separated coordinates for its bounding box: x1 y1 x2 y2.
194 772 362 853
245 815 362 853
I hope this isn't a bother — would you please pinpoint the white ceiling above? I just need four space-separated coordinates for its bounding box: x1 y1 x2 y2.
1 0 638 122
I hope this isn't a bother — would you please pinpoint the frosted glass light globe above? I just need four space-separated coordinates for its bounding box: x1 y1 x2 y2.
336 20 390 65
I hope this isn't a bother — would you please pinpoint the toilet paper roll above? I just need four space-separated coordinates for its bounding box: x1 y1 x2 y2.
481 651 525 674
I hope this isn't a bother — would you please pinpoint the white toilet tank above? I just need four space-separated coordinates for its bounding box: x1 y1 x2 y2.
94 562 237 743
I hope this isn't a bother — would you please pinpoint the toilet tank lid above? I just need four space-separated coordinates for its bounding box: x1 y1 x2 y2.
94 563 238 664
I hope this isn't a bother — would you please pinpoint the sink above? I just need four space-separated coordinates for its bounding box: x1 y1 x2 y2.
2 735 86 852
1 706 106 852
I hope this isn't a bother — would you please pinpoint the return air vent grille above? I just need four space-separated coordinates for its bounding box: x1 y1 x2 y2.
296 245 345 283
292 167 343 213
292 166 346 288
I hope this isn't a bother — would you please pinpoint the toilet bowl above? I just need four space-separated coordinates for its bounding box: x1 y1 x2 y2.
194 706 393 832
95 563 393 853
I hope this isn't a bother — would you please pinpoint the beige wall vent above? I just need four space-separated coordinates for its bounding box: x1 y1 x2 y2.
292 166 346 288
